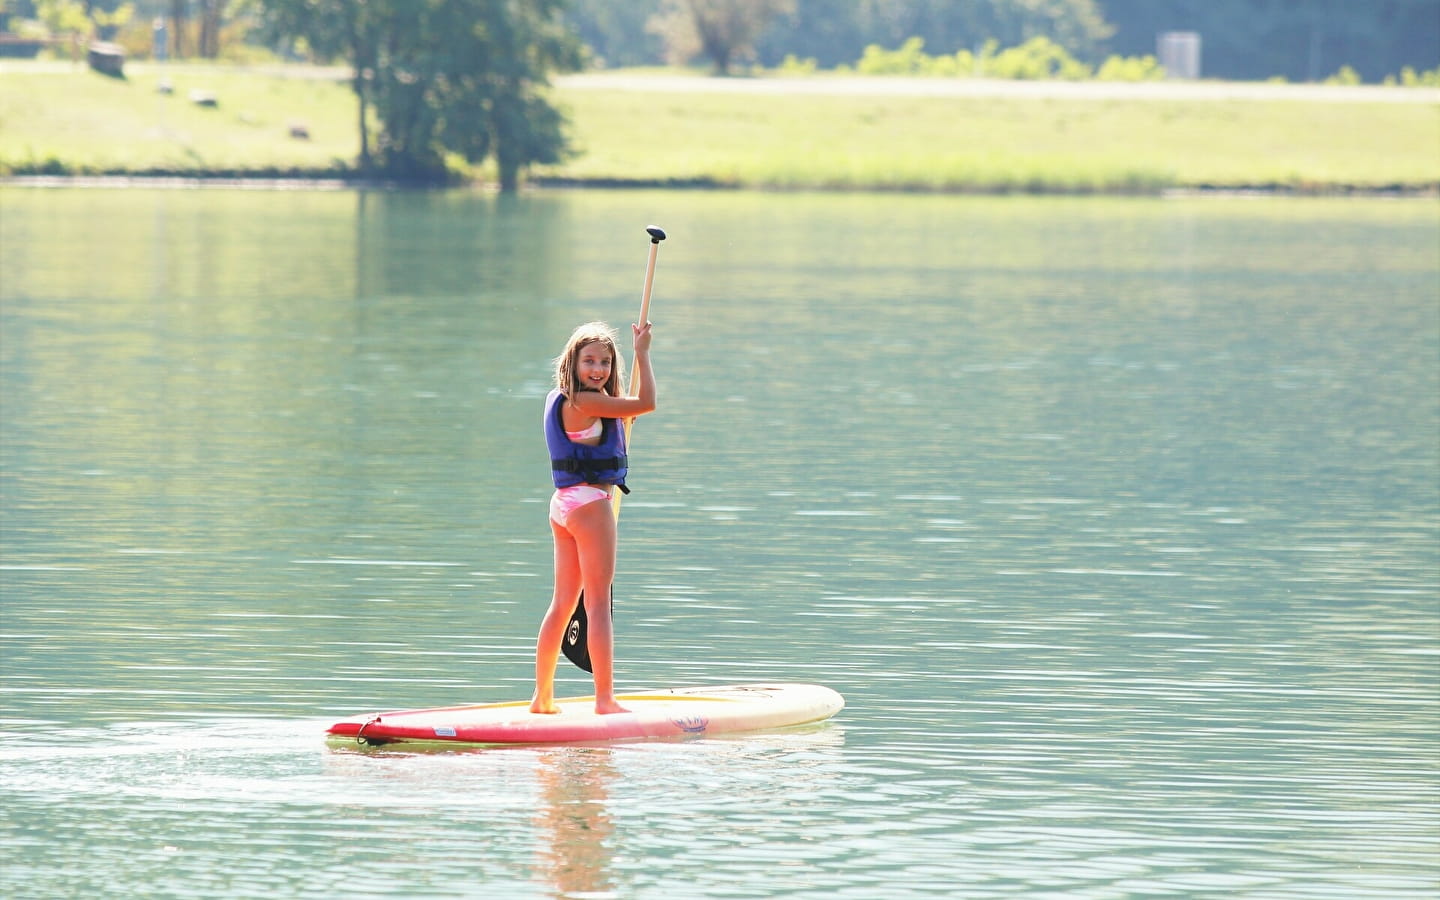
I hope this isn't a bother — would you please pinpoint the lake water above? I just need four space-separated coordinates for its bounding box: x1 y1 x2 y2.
1 187 1437 898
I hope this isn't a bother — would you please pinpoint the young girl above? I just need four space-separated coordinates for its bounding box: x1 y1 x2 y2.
532 320 656 715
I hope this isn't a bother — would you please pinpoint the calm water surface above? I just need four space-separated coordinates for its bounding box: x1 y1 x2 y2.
1 188 1437 898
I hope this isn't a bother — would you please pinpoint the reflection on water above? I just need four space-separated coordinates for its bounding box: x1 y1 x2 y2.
1 188 1437 897
533 748 617 897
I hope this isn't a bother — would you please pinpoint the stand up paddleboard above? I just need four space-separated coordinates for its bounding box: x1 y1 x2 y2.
326 683 843 748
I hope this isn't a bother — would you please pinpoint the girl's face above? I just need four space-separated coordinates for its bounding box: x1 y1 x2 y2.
575 341 614 392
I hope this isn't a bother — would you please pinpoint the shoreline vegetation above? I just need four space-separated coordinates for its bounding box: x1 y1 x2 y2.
2 62 1437 196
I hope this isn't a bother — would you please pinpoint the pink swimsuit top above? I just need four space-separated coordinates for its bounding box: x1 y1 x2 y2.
565 420 602 442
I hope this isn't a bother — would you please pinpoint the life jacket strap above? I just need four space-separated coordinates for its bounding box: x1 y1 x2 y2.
551 456 631 493
551 455 627 474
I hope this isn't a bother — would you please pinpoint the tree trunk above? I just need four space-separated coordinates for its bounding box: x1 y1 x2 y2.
498 156 519 192
169 0 187 59
356 74 371 171
348 18 376 173
199 0 220 59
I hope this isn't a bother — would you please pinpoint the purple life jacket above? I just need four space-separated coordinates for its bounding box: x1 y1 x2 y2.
544 389 629 493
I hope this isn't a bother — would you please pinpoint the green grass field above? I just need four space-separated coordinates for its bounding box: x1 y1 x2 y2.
0 64 359 176
2 63 1437 192
544 84 1440 192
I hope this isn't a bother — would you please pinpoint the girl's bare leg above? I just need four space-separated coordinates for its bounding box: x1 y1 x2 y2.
531 519 582 714
566 499 629 715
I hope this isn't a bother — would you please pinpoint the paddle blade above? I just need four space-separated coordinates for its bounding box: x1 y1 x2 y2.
560 586 616 674
561 593 594 673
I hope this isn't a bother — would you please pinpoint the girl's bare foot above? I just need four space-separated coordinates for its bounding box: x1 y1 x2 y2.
594 699 630 715
530 696 559 715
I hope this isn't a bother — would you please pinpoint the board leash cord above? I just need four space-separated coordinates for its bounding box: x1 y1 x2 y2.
354 715 384 746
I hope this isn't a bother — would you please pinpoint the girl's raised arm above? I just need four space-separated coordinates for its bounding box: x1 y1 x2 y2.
571 322 655 419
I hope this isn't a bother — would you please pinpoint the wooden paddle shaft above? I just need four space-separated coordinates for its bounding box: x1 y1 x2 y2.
615 226 665 522
636 239 659 336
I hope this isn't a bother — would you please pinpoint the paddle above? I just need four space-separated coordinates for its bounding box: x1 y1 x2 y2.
562 225 667 672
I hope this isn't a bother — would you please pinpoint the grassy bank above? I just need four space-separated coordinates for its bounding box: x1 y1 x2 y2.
2 63 1437 193
541 83 1439 193
0 64 359 178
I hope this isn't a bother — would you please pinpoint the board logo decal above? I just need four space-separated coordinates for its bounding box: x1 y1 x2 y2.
672 716 708 734
434 726 457 737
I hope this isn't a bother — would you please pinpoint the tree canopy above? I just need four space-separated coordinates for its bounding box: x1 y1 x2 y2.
12 0 1438 82
1098 0 1440 83
258 0 580 188
648 0 795 75
569 0 1439 82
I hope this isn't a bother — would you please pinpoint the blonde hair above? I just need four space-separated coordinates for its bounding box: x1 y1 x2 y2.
553 321 625 398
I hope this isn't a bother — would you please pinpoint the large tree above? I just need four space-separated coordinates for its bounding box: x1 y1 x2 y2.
260 0 580 188
649 0 795 74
